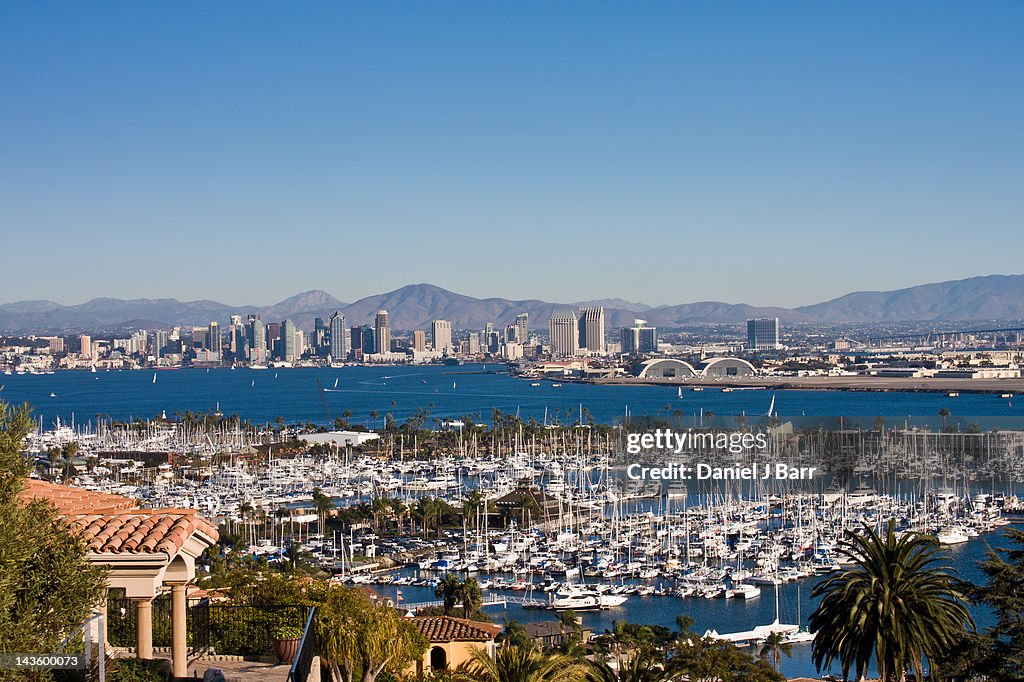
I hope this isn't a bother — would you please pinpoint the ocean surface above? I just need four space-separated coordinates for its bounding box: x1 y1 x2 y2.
4 364 1024 431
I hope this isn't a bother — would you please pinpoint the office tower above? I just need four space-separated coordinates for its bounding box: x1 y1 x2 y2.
79 335 91 356
247 315 266 363
329 312 347 361
549 311 579 356
413 330 426 352
375 311 390 354
192 327 208 350
154 330 168 358
265 322 281 357
515 313 529 344
351 325 375 356
577 307 606 353
747 318 780 350
208 321 221 357
431 320 453 355
468 332 480 354
621 319 658 354
281 319 297 362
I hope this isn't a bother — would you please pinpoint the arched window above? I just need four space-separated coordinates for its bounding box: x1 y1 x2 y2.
430 646 447 671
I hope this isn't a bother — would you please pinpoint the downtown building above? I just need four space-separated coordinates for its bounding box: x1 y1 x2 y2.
621 319 658 355
549 311 579 357
577 307 606 354
747 318 781 351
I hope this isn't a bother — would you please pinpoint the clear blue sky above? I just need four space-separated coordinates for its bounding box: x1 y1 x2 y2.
1 2 1021 308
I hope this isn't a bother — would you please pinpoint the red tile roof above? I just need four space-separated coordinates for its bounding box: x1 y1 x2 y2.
21 478 137 513
68 510 218 555
411 616 503 643
19 480 218 556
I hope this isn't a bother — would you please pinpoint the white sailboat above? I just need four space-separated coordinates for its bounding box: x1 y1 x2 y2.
152 372 157 384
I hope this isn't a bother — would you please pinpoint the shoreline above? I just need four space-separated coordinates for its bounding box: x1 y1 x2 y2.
582 375 1024 395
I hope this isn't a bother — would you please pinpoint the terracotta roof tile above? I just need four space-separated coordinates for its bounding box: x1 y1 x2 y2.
20 480 219 556
411 616 503 643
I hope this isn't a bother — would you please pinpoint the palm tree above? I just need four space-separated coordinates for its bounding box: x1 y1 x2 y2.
458 577 483 618
809 520 972 681
369 410 379 431
938 407 951 430
587 654 671 682
759 631 792 672
435 574 461 616
458 644 589 682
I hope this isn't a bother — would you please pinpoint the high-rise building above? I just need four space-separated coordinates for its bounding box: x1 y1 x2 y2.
578 307 606 353
431 320 453 355
329 312 347 361
468 332 480 355
412 330 426 352
281 319 297 362
375 311 390 354
549 311 579 357
79 335 91 357
621 319 658 354
515 313 529 344
248 315 266 363
208 322 221 357
747 318 780 350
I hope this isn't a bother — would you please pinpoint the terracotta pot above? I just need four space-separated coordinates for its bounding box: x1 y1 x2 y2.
274 636 302 664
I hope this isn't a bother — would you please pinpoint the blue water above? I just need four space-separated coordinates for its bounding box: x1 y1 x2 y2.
4 364 1024 430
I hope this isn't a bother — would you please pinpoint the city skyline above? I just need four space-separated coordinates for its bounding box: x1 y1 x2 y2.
2 4 1022 306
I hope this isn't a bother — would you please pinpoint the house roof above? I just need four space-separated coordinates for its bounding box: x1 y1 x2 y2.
19 480 218 557
21 478 137 514
68 510 218 556
411 616 503 643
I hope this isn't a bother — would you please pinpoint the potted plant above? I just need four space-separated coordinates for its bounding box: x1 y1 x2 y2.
272 624 304 664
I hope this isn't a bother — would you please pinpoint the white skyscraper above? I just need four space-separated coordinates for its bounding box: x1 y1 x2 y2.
548 311 579 357
431 320 454 355
577 307 606 353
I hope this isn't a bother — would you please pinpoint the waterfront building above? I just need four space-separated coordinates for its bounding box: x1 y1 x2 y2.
621 319 658 355
413 329 426 352
747 318 781 350
281 319 297 362
265 322 281 358
330 312 347 361
578 307 606 353
431 320 454 355
549 311 580 357
352 325 375 357
79 334 91 358
375 310 391 354
468 332 480 355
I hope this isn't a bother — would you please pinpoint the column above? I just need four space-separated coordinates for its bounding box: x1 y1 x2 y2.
134 597 153 659
170 583 188 678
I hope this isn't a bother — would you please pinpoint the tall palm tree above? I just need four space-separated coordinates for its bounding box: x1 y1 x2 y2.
809 520 972 681
759 632 793 672
458 577 483 618
435 574 461 616
458 644 589 682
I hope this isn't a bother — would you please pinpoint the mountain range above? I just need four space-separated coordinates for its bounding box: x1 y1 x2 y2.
1 275 1023 334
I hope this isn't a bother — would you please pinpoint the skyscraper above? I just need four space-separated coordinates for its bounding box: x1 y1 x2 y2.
621 319 658 354
549 311 579 356
329 312 347 361
281 319 297 362
412 330 426 352
747 318 780 350
248 315 266 363
431 320 453 355
515 313 529 344
208 321 221 357
578 307 606 353
375 311 390 354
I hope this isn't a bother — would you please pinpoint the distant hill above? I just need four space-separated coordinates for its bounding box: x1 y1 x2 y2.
2 275 1023 333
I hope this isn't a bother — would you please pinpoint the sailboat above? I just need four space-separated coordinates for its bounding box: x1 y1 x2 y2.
452 381 457 390
334 378 339 388
765 394 776 417
678 387 683 398
152 372 157 384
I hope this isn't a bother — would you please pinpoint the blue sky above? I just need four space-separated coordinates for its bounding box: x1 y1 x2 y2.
1 2 1021 307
